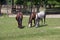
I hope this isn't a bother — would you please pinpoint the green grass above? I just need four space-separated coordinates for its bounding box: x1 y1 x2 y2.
0 17 60 40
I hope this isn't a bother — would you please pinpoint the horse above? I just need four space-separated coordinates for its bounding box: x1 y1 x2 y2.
28 12 36 27
35 11 46 27
16 12 23 28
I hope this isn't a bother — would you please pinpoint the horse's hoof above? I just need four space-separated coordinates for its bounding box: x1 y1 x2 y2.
43 23 47 26
36 27 38 28
19 27 24 29
28 24 31 28
28 25 30 27
28 25 32 28
35 26 38 28
20 27 24 29
33 25 35 27
18 26 24 29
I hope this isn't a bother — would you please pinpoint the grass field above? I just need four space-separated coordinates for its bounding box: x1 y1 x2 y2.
0 16 60 40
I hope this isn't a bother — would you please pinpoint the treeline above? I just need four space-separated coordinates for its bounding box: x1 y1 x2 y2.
0 0 60 6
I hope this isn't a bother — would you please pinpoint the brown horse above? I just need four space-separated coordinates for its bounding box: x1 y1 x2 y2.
28 12 36 27
16 12 23 28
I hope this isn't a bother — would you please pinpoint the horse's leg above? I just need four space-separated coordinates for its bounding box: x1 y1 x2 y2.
35 18 39 27
31 20 32 27
18 22 19 27
19 18 23 28
34 19 35 26
40 18 43 25
28 23 31 27
28 20 32 27
18 22 21 28
21 19 22 27
38 19 40 26
44 15 46 24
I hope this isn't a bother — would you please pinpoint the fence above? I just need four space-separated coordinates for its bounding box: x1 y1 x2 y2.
1 5 12 15
1 5 60 15
1 5 40 15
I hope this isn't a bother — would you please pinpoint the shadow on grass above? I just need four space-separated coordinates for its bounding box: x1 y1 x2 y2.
40 24 48 27
18 26 25 29
37 24 48 28
30 24 48 28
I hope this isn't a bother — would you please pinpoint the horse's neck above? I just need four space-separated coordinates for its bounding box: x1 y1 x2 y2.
39 11 45 14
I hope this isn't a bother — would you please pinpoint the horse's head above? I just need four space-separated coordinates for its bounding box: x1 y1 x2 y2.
16 12 23 28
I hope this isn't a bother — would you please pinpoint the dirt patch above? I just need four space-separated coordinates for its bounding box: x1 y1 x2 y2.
8 14 60 18
51 26 60 29
54 27 60 28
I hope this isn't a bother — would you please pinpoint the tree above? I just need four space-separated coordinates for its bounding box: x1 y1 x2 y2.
15 0 24 5
55 0 60 4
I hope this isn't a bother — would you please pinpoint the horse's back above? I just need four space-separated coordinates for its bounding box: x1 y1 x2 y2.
36 11 45 18
30 12 36 19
